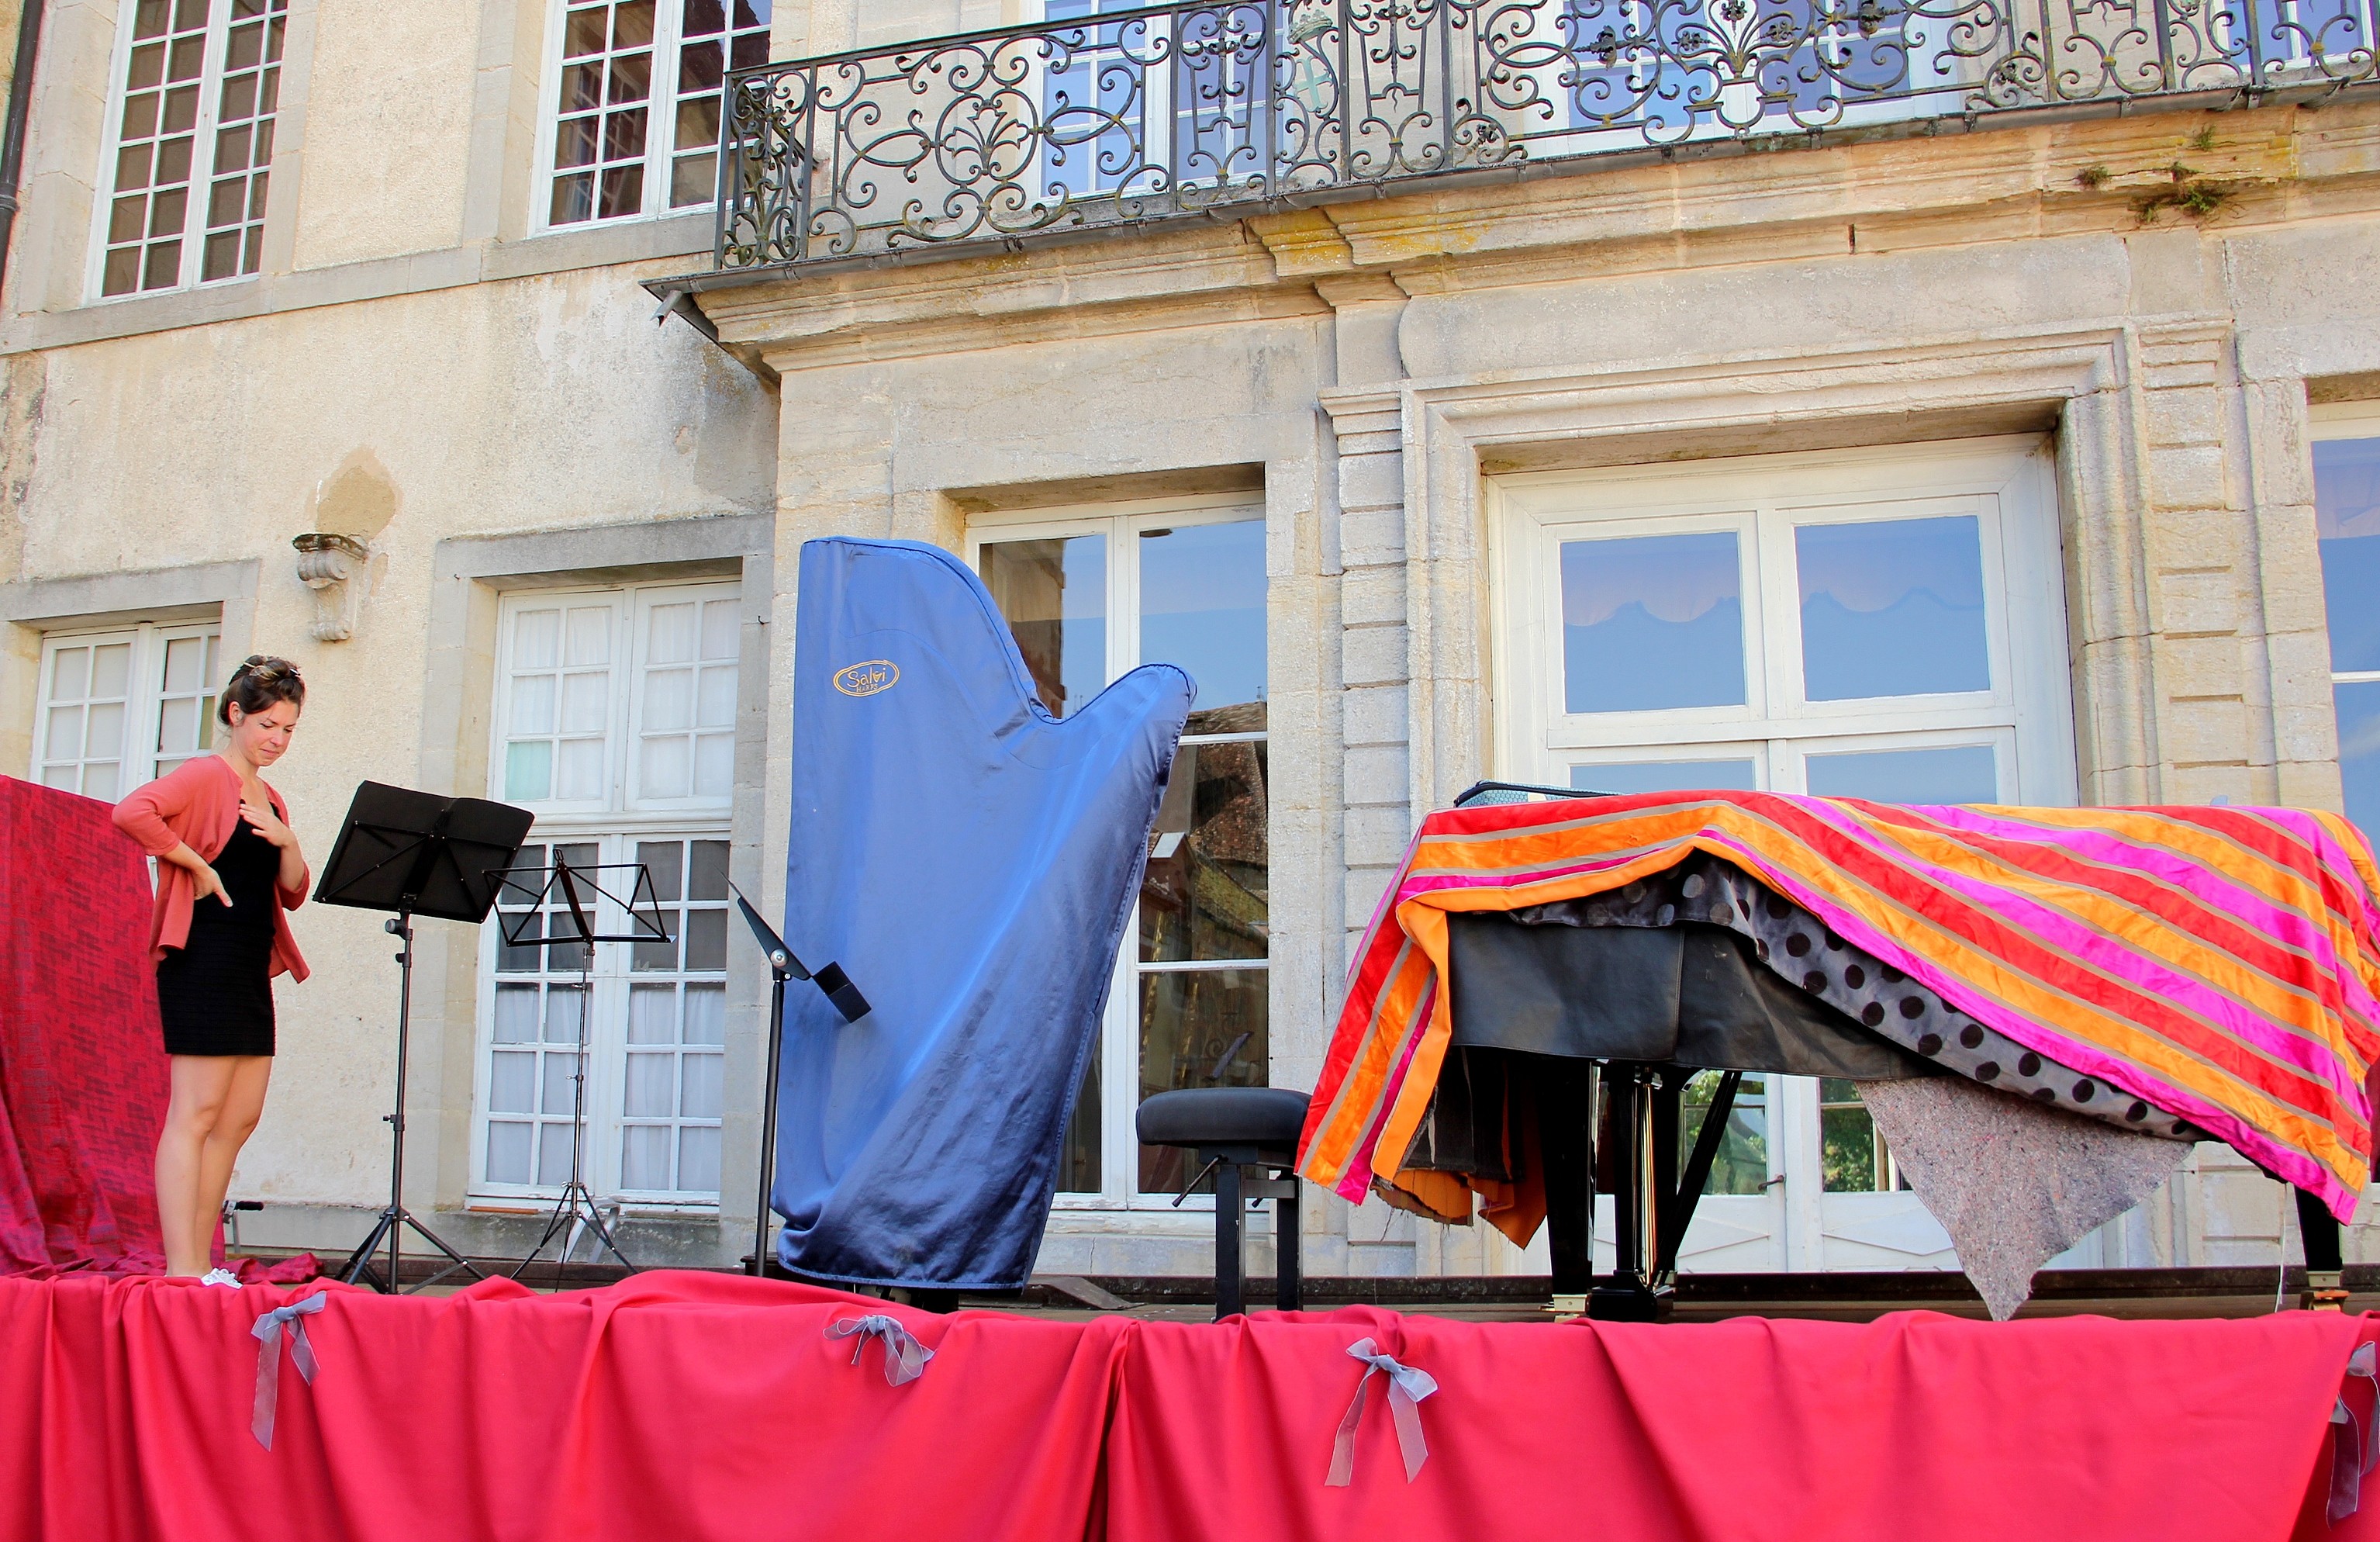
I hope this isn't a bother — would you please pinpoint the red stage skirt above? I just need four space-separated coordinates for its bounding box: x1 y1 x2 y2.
0 1269 2371 1541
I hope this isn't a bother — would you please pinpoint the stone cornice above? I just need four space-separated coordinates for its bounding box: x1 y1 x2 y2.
694 99 2380 375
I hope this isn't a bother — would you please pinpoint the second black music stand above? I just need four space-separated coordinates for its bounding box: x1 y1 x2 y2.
314 782 536 1294
727 882 870 1276
491 856 671 1281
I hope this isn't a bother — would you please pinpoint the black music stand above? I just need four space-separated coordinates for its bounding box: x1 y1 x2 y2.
490 857 671 1281
313 782 535 1294
727 881 869 1276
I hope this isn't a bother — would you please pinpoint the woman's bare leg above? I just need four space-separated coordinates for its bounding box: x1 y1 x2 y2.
192 1056 272 1269
157 1056 237 1277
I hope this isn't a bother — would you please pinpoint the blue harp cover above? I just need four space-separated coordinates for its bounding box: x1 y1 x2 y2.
773 538 1192 1288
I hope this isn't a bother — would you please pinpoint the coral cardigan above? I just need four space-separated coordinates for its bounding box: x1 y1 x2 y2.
112 755 310 981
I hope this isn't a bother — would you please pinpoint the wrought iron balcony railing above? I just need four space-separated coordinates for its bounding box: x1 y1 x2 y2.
716 0 2377 270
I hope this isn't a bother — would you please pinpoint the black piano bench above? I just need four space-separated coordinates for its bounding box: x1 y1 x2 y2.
1136 1087 1310 1321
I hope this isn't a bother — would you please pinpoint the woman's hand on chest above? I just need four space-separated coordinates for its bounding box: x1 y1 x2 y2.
239 795 294 849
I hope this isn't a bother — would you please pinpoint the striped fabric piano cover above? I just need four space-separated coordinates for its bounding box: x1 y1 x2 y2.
1297 793 2380 1220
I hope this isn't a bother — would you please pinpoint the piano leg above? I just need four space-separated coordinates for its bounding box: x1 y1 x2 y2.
2297 1186 2347 1309
1590 1064 1671 1322
1539 1056 1599 1299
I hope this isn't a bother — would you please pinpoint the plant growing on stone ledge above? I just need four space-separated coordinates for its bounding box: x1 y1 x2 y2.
2133 161 2242 224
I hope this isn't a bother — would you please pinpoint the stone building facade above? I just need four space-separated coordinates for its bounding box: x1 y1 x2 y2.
1 0 2375 1279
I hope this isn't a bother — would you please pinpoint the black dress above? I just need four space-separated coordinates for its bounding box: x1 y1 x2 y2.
156 814 281 1056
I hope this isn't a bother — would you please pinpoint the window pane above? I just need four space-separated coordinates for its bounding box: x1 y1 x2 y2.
540 1048 580 1114
506 740 553 801
2316 438 2380 674
514 608 561 669
487 1122 532 1184
1136 966 1266 1192
537 1121 578 1184
979 534 1107 717
2339 681 2380 849
1570 759 1758 795
1560 532 1746 713
689 839 729 901
1804 744 1998 804
1140 740 1268 962
1679 1071 1767 1195
565 606 611 666
161 634 205 692
1819 1078 1902 1192
621 1124 670 1190
628 983 675 1043
494 983 541 1041
677 1125 721 1193
1058 1052 1100 1193
641 734 691 798
696 658 737 727
623 1051 673 1117
512 674 557 735
1138 519 1266 728
84 702 126 759
684 982 725 1045
1796 516 1990 700
489 1050 535 1114
681 1051 723 1118
92 643 132 697
50 645 91 700
556 738 606 800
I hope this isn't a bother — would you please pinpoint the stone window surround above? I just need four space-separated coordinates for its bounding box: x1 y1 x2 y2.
0 557 261 780
3 0 711 357
412 511 774 1229
1324 323 2317 818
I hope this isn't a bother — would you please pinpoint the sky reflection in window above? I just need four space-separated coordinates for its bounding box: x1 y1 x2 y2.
2316 438 2380 675
1570 759 1759 794
1805 744 1998 804
1561 531 1746 714
1139 520 1266 727
1797 517 1989 700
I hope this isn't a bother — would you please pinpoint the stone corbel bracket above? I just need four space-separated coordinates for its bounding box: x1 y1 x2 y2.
292 532 371 642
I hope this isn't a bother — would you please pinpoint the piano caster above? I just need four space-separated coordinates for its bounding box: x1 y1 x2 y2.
1587 1279 1673 1322
2306 1269 2350 1312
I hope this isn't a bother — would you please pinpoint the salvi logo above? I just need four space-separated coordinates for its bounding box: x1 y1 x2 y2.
832 659 900 697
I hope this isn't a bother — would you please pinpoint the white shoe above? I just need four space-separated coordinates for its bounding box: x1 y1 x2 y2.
199 1267 244 1289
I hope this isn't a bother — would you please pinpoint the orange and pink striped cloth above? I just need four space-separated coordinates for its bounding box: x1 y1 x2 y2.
1297 793 2380 1219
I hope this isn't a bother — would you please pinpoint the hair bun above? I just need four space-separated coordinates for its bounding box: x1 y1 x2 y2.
219 653 308 724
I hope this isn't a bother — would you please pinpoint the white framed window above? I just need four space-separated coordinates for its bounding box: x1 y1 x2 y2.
33 623 222 798
90 0 288 299
535 0 772 230
2312 402 2380 850
970 496 1269 1205
472 580 741 1208
1491 437 2076 1270
1492 436 2075 805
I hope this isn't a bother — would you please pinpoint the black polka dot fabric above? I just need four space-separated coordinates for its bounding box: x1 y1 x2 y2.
1511 853 2200 1143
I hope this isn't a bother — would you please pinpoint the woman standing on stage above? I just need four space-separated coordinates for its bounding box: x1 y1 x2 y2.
113 656 312 1284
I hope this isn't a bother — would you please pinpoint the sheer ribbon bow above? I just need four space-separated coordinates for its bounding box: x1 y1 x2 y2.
827 1313 934 1385
1326 1337 1437 1486
250 1292 327 1450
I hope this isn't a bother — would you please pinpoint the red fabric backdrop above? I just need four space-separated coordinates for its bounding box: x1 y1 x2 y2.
0 1270 2371 1542
0 776 170 1275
